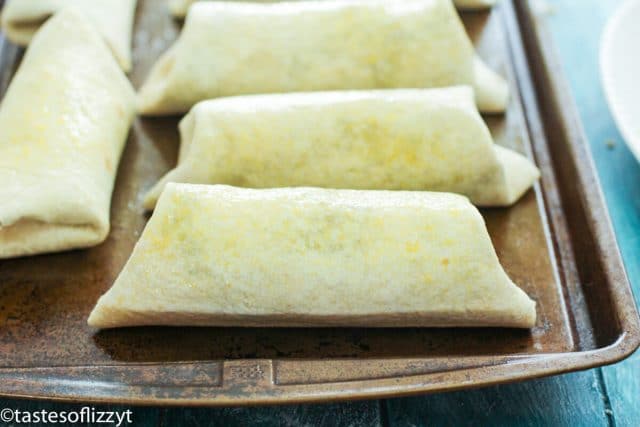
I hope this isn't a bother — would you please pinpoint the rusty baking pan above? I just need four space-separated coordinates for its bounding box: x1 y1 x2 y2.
0 0 638 405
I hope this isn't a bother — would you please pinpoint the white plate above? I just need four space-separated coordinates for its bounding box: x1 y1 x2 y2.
601 0 640 162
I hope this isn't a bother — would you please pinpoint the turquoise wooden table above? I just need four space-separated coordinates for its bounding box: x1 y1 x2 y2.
1 1 638 425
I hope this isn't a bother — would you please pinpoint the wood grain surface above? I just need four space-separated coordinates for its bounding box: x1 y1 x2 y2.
548 1 640 426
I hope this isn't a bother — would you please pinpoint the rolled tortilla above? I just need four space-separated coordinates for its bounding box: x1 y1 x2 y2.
143 87 539 210
89 184 537 329
0 0 137 71
139 0 508 115
0 10 136 259
169 0 497 17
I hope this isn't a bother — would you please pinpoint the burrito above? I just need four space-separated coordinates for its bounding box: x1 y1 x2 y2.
168 0 498 17
0 0 137 71
139 0 509 115
143 87 539 209
89 184 537 329
0 10 136 258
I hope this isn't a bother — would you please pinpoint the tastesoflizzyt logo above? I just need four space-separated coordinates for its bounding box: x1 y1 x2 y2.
0 407 133 426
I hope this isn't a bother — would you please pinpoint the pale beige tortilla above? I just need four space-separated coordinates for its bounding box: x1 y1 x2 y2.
144 87 539 210
89 184 536 329
0 10 136 259
168 0 498 17
139 0 509 115
0 0 137 71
